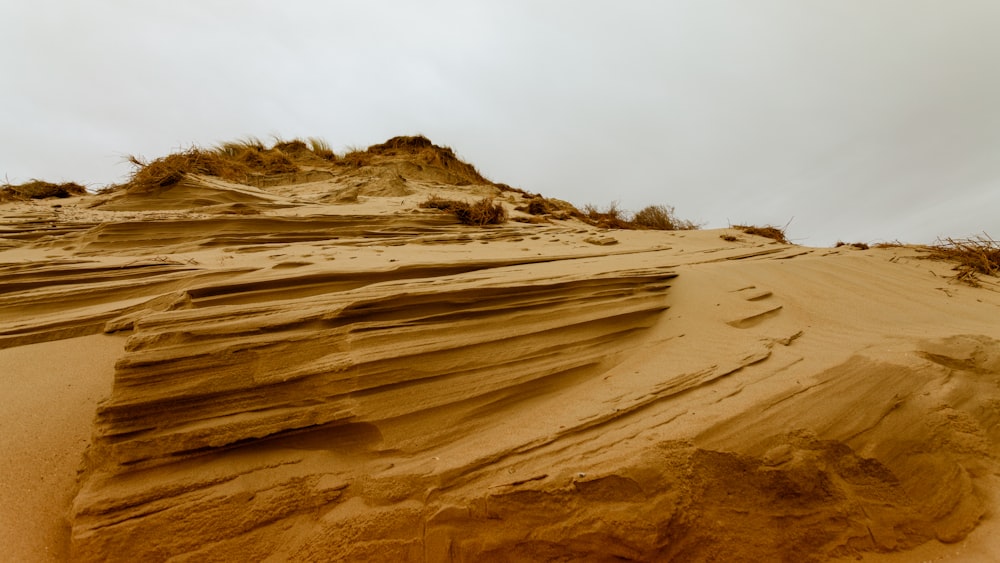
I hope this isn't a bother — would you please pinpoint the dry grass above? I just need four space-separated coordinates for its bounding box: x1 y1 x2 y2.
582 202 631 229
271 139 312 157
835 241 870 250
516 197 555 216
873 241 905 249
113 134 507 196
369 135 493 185
632 205 699 230
339 146 372 168
576 202 699 231
458 198 507 226
420 195 463 212
125 150 231 192
121 137 333 194
1 180 87 201
925 234 999 286
420 195 507 226
306 137 336 160
513 195 577 221
733 225 789 244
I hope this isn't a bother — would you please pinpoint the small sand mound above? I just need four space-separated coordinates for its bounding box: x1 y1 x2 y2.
96 175 288 211
362 135 494 186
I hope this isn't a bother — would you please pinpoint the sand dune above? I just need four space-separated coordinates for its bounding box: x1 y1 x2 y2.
2 139 999 562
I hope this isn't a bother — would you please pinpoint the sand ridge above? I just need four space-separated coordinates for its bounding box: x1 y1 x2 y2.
2 146 1000 561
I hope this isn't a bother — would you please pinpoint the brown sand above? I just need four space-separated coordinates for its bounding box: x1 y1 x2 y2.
0 334 121 561
2 141 1000 561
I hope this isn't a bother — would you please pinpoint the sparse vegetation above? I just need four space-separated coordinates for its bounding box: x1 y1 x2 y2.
573 202 699 231
420 195 463 212
632 205 699 231
582 202 631 229
420 196 507 226
513 195 577 221
366 136 492 185
339 146 372 167
459 197 507 226
873 241 905 249
525 199 550 215
271 138 313 158
112 135 497 195
733 225 789 244
516 197 552 216
871 235 998 286
720 234 738 242
835 241 870 250
926 234 999 286
121 138 330 194
1 180 87 201
306 137 336 160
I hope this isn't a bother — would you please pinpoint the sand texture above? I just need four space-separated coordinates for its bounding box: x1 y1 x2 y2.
2 142 1000 562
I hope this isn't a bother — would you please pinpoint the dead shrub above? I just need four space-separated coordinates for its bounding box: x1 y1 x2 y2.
632 204 699 230
515 197 553 216
582 201 630 229
733 225 789 244
872 241 905 249
459 197 507 225
577 202 699 231
420 195 462 212
526 199 549 215
925 234 999 286
420 196 507 226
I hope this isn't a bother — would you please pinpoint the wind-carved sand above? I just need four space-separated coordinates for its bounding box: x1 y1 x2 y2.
2 137 999 562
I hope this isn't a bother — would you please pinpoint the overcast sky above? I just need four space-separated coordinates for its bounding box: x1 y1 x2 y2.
3 1 999 245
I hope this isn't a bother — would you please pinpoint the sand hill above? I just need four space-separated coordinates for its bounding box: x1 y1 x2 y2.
2 137 999 562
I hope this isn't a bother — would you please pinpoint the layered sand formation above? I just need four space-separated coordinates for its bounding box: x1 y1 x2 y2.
2 138 999 561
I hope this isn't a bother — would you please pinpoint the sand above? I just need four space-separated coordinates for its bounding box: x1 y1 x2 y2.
0 334 121 562
2 143 1000 561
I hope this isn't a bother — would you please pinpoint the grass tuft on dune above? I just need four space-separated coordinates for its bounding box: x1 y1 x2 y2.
927 234 999 286
733 224 789 244
1 180 87 201
420 195 508 226
113 135 495 195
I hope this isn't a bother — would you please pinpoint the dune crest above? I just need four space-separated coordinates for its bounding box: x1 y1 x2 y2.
2 137 999 562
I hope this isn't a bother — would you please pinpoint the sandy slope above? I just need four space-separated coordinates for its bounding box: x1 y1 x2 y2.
2 163 1000 562
0 334 121 562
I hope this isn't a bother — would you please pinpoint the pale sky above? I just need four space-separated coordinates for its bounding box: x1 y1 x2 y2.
3 1 999 245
